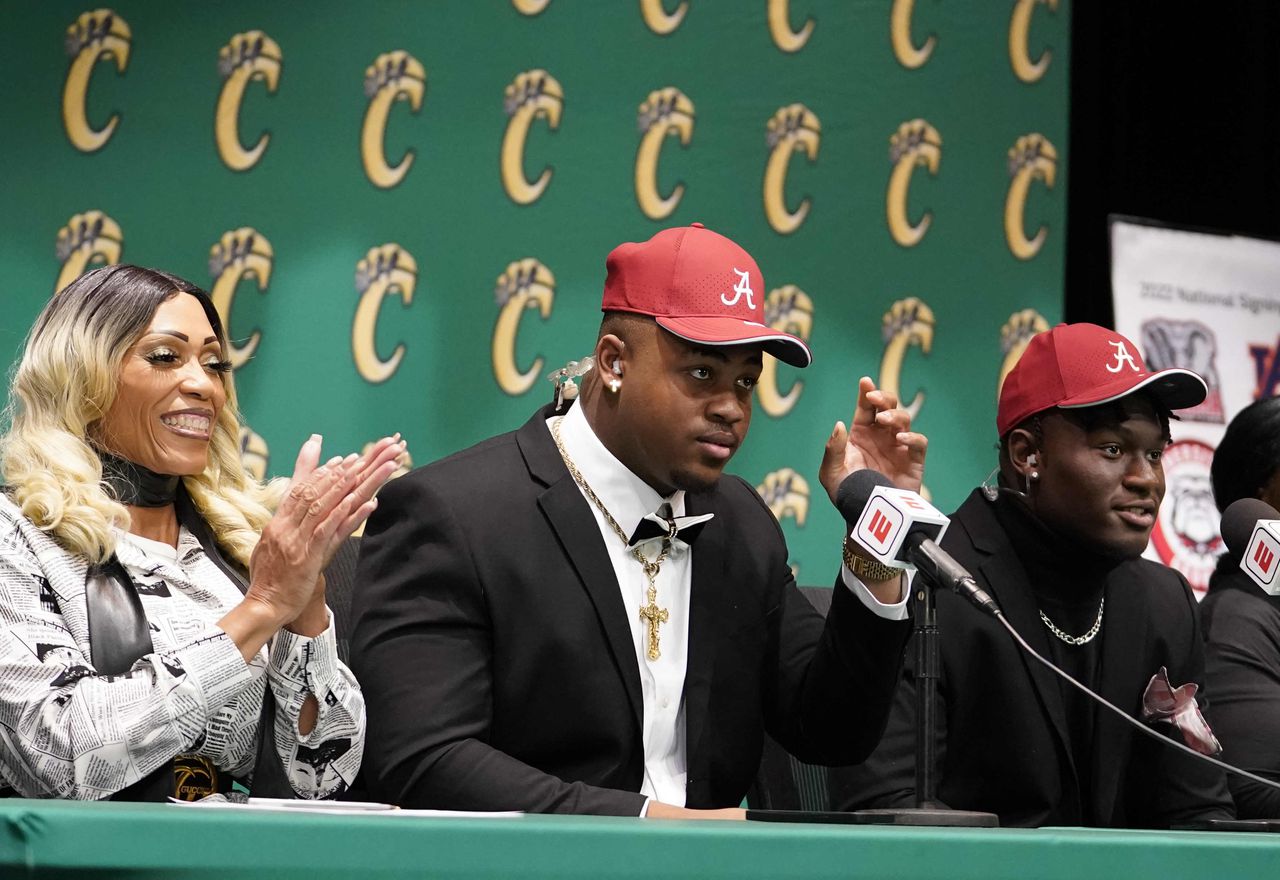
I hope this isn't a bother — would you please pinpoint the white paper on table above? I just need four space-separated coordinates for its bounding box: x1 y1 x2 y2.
167 796 522 818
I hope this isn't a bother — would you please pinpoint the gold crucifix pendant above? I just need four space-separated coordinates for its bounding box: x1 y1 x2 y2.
638 586 669 661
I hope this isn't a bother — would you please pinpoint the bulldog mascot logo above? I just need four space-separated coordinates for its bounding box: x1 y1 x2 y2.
1004 134 1056 260
361 51 426 189
1010 0 1058 83
353 244 417 384
209 228 274 370
62 9 131 153
493 259 556 396
1149 439 1221 596
890 0 935 69
55 210 123 294
501 70 563 205
758 468 811 528
768 0 814 53
635 88 695 221
886 119 942 248
215 31 282 172
641 0 688 35
879 297 934 420
758 285 813 418
763 104 821 235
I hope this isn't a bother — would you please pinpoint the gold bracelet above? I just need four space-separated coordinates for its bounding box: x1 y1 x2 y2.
842 540 902 582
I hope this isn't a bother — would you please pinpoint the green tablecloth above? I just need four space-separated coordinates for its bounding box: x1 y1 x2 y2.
0 800 1277 880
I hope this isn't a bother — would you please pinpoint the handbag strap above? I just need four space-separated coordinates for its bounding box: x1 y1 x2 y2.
85 556 154 676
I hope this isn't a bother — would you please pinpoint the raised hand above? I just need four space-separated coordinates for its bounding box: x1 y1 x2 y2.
818 376 928 507
245 434 405 629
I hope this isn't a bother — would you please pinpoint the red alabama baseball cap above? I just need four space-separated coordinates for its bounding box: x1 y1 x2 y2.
601 223 812 368
997 322 1207 436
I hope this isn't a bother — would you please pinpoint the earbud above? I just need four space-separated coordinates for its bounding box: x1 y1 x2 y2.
612 361 623 376
1027 453 1038 467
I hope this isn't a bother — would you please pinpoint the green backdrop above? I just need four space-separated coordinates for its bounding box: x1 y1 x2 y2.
0 0 1069 580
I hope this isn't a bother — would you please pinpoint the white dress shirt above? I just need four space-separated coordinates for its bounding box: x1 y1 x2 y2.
551 403 907 813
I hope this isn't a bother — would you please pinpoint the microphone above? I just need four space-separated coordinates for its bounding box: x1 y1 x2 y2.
835 470 1001 616
1219 497 1280 595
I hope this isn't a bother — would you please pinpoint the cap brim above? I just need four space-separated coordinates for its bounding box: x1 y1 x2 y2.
1058 368 1208 412
656 315 812 368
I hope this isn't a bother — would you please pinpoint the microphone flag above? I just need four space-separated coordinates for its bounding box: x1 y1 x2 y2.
852 485 950 569
1242 518 1280 594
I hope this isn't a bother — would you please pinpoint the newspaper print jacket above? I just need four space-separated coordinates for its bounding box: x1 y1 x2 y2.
0 494 365 800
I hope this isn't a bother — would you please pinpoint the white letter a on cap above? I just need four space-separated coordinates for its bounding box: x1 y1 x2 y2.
722 268 755 309
1105 340 1140 374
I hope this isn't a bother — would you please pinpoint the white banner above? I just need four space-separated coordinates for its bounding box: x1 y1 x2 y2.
1111 217 1280 595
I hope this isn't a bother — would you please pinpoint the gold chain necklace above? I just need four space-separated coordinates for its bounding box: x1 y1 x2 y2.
1039 597 1105 646
551 417 672 661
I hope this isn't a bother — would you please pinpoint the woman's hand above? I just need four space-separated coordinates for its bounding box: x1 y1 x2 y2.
218 434 405 662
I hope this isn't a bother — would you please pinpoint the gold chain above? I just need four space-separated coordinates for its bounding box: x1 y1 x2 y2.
1039 596 1104 646
551 417 671 660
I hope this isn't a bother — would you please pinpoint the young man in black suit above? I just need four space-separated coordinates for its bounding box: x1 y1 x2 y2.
835 323 1236 827
350 223 924 816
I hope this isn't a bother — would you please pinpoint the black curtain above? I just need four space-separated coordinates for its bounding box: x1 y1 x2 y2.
1065 1 1280 326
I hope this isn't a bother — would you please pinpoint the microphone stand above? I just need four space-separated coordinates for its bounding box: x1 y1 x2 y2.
853 575 998 827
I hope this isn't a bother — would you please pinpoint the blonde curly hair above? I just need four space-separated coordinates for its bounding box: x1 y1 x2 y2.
0 265 283 567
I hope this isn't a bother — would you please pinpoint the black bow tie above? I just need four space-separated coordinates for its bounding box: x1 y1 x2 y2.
628 505 714 547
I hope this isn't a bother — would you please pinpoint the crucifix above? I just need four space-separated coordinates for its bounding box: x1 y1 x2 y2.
635 549 670 661
639 584 669 661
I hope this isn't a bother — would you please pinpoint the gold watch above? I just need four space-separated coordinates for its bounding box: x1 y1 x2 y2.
842 540 902 582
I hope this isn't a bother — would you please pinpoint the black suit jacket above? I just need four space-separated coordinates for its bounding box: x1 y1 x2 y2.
834 489 1234 827
1201 556 1280 818
349 407 910 815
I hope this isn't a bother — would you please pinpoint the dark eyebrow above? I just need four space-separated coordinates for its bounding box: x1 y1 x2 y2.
686 346 730 362
149 331 219 346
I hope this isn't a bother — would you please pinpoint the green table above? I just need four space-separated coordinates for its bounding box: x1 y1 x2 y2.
0 800 1277 880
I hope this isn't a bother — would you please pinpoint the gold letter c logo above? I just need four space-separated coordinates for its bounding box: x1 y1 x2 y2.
492 259 555 396
763 104 821 235
878 296 935 420
1010 0 1058 83
1004 134 1057 260
757 285 813 418
757 468 811 528
501 70 564 205
640 0 688 35
54 210 123 294
997 309 1049 400
890 0 935 69
886 119 942 248
635 88 695 221
215 31 282 172
209 228 274 369
61 9 132 153
353 245 417 384
361 51 426 190
768 0 814 53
